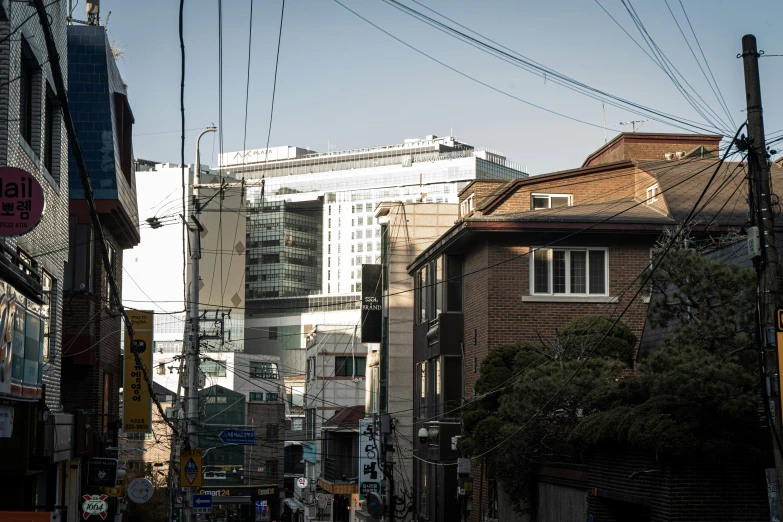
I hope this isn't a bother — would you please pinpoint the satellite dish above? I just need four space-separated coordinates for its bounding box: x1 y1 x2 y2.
367 492 383 517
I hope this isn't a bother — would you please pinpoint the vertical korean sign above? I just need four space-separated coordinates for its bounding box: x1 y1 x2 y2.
123 310 153 433
361 264 383 343
359 418 381 501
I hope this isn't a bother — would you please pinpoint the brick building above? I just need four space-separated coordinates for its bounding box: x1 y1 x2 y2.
0 1 74 518
407 133 783 522
59 18 140 520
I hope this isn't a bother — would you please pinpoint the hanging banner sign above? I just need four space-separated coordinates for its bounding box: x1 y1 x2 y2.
358 418 381 501
361 264 383 343
123 310 154 433
0 167 45 236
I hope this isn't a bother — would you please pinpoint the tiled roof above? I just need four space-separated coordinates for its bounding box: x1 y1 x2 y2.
323 406 366 428
467 197 674 225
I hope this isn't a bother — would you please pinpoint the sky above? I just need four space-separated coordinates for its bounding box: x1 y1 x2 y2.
99 0 783 177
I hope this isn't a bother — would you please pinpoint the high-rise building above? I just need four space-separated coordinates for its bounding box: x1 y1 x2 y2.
217 135 527 375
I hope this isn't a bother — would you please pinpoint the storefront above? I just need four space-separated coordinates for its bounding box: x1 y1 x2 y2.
196 485 281 522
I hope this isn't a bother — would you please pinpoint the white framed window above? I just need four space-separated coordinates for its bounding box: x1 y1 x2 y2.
460 194 475 217
531 248 608 295
531 194 572 210
646 183 659 204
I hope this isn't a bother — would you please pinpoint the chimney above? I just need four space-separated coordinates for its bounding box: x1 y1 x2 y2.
86 0 99 25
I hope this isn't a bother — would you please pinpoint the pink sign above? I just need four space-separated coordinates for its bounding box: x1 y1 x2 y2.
0 167 45 236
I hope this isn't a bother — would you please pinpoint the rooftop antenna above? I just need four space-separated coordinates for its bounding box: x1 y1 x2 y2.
619 120 648 133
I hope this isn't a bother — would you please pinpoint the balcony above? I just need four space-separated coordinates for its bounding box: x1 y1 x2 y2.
414 312 463 363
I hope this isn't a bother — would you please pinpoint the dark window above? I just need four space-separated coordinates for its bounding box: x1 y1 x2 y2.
249 392 264 402
250 361 279 379
335 356 366 377
113 93 134 185
268 326 278 340
266 424 278 441
104 243 117 307
532 248 608 296
266 393 279 402
19 40 38 146
262 254 280 264
65 218 93 292
43 86 59 179
265 459 277 478
446 256 463 312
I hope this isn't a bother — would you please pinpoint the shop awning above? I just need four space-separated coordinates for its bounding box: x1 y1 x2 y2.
283 498 305 513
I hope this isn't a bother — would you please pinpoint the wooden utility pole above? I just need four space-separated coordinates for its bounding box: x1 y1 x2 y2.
741 34 783 515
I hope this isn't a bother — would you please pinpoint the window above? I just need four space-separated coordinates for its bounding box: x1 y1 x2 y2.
113 93 134 185
306 409 317 440
365 203 372 212
367 216 373 226
262 253 279 264
531 194 571 210
265 459 277 478
646 183 659 204
290 386 304 407
531 248 607 295
249 392 264 402
250 362 279 379
356 230 363 240
19 40 40 148
43 86 59 180
266 424 279 441
201 360 227 377
105 243 117 306
268 326 278 340
125 432 153 441
460 194 475 217
358 217 364 226
292 418 303 431
41 272 52 363
64 217 93 291
266 392 279 402
157 362 166 376
335 356 366 377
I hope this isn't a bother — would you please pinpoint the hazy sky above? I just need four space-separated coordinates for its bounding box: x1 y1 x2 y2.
100 0 783 175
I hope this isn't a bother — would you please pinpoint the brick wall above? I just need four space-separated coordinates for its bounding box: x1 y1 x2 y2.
586 448 769 522
584 136 721 167
0 2 70 411
488 166 638 215
464 234 652 522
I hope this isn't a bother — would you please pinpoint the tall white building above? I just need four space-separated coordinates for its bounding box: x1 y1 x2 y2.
216 135 527 375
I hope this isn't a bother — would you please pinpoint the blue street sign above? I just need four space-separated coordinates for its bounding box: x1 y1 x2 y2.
192 494 212 514
218 429 255 445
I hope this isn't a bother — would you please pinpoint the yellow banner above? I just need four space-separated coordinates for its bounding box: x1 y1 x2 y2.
123 310 154 433
180 448 203 488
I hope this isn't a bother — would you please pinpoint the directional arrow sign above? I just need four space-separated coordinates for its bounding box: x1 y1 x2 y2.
218 429 255 445
192 494 212 514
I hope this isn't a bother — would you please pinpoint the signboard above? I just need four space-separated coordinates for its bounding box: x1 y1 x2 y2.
175 495 183 507
361 264 383 343
0 405 13 437
81 494 109 520
777 308 783 428
358 418 381 501
87 458 118 488
197 486 276 500
180 448 202 487
219 429 255 445
127 477 154 504
103 484 123 498
0 167 45 236
192 494 213 514
123 310 154 433
1 514 53 522
296 477 308 489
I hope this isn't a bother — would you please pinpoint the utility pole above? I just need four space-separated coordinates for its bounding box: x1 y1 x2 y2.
741 34 783 515
185 126 216 520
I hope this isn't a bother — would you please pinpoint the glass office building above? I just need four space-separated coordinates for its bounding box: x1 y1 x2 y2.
217 136 527 367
